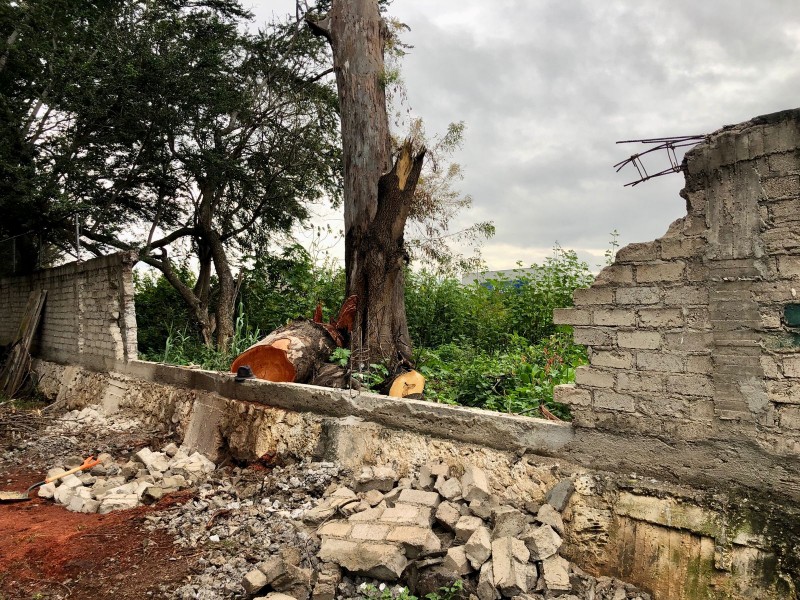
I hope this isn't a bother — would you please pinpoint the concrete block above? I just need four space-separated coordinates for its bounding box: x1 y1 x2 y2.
243 568 268 595
397 488 440 508
465 526 492 569
616 241 660 262
636 261 686 283
443 545 473 575
617 331 662 349
380 503 433 527
386 525 441 558
455 515 484 544
461 465 491 502
784 356 800 378
574 366 614 388
351 523 391 542
615 286 661 306
434 476 462 501
593 309 636 327
637 308 685 328
637 351 684 373
435 500 462 530
667 374 714 397
491 537 530 596
536 504 565 534
541 555 571 592
492 506 527 539
318 539 407 581
355 466 397 492
477 561 500 600
553 384 592 407
573 287 613 306
522 524 562 560
572 327 613 346
663 285 708 305
617 371 664 393
317 521 352 538
590 349 633 369
594 265 633 286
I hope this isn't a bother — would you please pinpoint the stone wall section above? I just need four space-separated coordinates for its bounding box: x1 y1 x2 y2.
0 252 138 365
554 109 800 457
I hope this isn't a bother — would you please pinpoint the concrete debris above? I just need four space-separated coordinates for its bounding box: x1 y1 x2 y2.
545 479 576 512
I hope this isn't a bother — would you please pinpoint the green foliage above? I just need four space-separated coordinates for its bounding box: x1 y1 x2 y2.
359 579 463 600
330 347 351 368
133 267 196 357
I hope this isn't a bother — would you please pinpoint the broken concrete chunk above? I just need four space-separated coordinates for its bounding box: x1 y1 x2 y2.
363 489 385 507
434 476 463 501
379 503 433 527
318 538 407 581
469 497 498 520
348 505 386 522
477 560 500 600
545 479 575 512
417 465 435 491
455 515 484 544
242 568 268 595
46 467 67 481
257 556 288 584
491 537 531 596
465 526 492 570
492 506 527 539
256 594 297 600
435 501 461 531
162 442 179 457
355 466 397 492
38 482 56 499
536 504 565 535
59 473 84 489
541 555 571 592
522 524 562 560
311 563 341 600
97 493 139 514
386 525 442 558
462 465 491 503
442 545 473 575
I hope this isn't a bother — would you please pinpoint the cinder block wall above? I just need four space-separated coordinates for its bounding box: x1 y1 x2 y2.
555 109 800 468
0 252 138 366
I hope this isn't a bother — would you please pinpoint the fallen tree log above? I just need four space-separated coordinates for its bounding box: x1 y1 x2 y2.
388 369 425 398
231 295 358 384
230 320 337 383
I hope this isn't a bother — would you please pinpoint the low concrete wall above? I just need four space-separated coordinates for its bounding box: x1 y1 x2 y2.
33 358 798 599
0 252 138 364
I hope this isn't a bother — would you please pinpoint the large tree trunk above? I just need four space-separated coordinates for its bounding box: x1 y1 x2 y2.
313 0 425 371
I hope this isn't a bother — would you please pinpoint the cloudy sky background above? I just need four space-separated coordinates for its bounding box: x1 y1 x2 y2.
249 0 800 271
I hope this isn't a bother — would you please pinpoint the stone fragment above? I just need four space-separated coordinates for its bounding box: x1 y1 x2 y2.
312 563 341 600
351 522 391 542
63 455 83 469
434 476 463 501
462 465 490 502
55 484 76 505
417 466 435 491
469 497 499 520
455 515 484 544
536 504 564 535
163 442 180 457
491 537 531 596
465 526 492 569
492 506 527 539
257 556 288 584
397 488 441 508
340 500 370 517
143 486 164 502
60 473 84 489
317 521 352 538
46 467 67 481
387 525 441 558
318 539 407 581
349 505 386 522
442 545 473 575
272 564 313 600
355 466 397 492
545 479 575 512
242 568 268 595
429 462 450 478
364 489 385 507
435 501 461 530
38 482 56 499
97 493 139 514
477 560 500 600
541 555 571 592
522 525 562 560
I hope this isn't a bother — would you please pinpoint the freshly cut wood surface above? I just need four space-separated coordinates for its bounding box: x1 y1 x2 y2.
388 369 425 398
230 320 336 383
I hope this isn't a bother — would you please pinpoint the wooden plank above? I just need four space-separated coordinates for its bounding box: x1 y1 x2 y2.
0 290 47 398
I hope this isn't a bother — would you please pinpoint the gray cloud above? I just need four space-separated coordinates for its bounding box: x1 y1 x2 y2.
249 0 800 268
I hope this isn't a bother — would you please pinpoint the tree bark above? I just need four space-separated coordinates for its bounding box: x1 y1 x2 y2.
318 0 426 371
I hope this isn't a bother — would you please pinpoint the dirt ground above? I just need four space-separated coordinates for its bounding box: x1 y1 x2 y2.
0 407 199 600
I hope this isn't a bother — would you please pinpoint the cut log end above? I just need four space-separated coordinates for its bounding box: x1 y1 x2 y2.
231 345 296 383
388 369 425 398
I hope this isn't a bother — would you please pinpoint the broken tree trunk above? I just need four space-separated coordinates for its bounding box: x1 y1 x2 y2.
230 320 337 383
310 0 426 373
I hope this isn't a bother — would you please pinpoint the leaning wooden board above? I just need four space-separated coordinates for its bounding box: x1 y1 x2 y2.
0 289 47 398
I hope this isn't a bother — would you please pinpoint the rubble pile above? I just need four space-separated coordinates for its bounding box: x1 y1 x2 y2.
40 442 215 514
239 462 651 600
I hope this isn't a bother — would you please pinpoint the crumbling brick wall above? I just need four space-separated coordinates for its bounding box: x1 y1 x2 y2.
0 252 138 366
554 109 800 496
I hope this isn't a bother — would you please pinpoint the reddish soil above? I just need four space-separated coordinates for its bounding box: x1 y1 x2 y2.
0 467 198 600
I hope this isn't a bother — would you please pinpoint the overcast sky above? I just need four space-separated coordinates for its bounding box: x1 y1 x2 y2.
248 0 800 271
